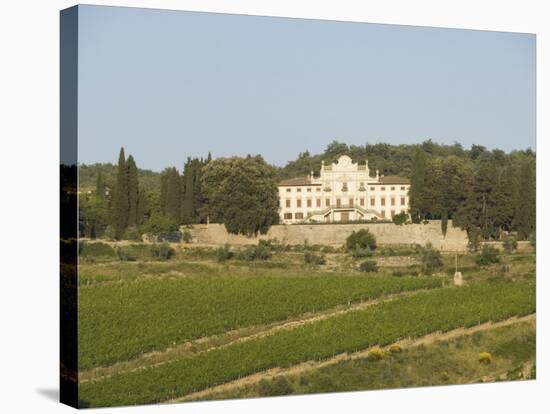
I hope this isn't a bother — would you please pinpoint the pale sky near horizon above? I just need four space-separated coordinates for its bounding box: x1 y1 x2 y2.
76 5 536 172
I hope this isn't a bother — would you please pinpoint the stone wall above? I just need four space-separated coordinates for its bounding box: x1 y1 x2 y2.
184 220 469 251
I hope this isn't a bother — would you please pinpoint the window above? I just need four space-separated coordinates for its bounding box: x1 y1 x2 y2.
370 197 375 206
297 199 302 208
381 197 386 206
349 198 354 207
316 187 321 192
381 210 386 218
342 182 348 192
295 212 304 219
391 186 395 191
391 197 395 206
297 188 302 192
286 188 291 192
307 199 312 207
326 198 330 207
285 199 291 208
283 213 292 219
401 197 405 206
336 199 341 207
307 187 312 192
370 187 375 191
316 198 321 207
401 186 405 191
360 198 365 206
391 210 395 218
381 187 386 191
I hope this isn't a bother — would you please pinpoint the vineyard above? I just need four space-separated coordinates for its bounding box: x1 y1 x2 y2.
79 280 535 407
79 274 442 369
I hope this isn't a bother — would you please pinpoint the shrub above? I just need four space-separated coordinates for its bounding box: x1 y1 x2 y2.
502 233 518 253
359 260 378 273
150 243 176 261
479 352 492 365
257 377 294 397
102 225 116 241
476 245 501 266
115 246 137 262
392 212 408 225
367 347 385 360
389 344 402 354
351 245 373 258
215 244 234 263
139 214 179 235
421 242 443 275
236 244 272 261
346 229 377 252
124 226 142 242
304 251 326 265
181 230 193 244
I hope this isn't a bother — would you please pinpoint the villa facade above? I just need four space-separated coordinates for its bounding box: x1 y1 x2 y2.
278 155 410 224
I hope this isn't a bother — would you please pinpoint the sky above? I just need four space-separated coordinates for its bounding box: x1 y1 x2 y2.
76 5 536 171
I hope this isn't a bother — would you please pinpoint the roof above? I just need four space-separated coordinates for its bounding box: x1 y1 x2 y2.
278 177 321 187
378 176 410 185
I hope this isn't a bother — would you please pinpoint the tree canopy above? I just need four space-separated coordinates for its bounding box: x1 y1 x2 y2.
201 156 280 236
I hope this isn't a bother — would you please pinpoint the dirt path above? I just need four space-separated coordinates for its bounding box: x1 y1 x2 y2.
167 313 536 403
80 287 437 383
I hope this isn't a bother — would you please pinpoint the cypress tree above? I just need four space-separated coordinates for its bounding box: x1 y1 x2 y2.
160 167 181 222
111 147 129 239
182 158 195 223
126 155 139 226
409 148 428 223
512 159 536 239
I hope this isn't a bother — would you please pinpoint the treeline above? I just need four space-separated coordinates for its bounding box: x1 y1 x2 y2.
79 140 535 242
79 149 279 239
408 147 535 242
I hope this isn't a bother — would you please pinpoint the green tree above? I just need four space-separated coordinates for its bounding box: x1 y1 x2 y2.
201 156 279 236
409 148 428 223
160 167 181 222
512 159 536 239
111 148 129 239
126 155 139 227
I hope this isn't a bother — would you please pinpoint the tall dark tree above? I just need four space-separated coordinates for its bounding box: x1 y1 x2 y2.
181 158 195 223
160 167 181 222
111 148 129 239
513 159 536 239
409 148 429 223
126 155 139 227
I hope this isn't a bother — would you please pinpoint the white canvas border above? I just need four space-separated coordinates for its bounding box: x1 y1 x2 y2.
0 1 546 413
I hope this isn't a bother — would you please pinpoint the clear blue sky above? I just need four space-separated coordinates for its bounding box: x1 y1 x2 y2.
77 5 535 171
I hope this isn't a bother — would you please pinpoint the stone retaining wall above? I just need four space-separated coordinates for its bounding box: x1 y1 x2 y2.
184 220 469 251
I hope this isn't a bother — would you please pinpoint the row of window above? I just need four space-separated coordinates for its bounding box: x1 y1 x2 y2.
284 185 407 193
284 196 407 209
283 210 400 220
